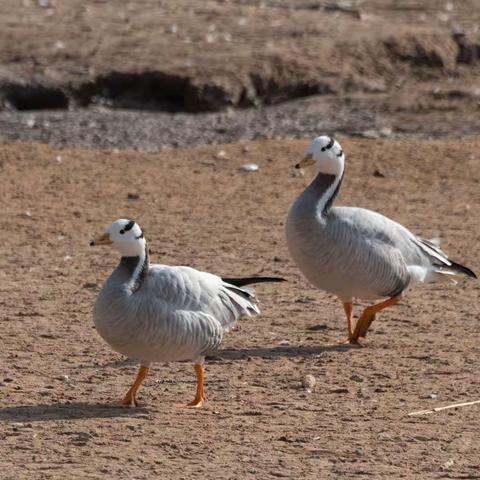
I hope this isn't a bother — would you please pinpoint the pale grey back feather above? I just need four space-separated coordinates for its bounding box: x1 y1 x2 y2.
93 264 259 363
286 199 452 300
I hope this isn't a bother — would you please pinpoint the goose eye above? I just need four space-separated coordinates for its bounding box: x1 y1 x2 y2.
321 147 326 152
119 229 125 235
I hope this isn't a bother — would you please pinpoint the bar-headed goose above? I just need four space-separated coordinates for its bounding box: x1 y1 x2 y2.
286 136 476 343
91 219 285 407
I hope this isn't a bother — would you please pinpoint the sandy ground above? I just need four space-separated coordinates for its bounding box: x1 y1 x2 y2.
0 138 479 479
1 1 480 478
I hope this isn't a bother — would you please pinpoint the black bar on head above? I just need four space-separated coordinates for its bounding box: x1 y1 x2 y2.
326 137 335 150
124 220 135 232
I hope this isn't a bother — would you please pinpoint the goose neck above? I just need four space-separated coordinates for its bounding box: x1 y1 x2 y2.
305 168 344 215
119 243 150 293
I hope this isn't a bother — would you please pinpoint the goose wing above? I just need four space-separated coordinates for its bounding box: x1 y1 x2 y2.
412 237 476 278
332 207 475 292
323 207 421 296
340 208 475 277
146 264 260 332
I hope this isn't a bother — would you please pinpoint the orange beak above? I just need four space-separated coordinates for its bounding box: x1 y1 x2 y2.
90 232 113 246
295 153 314 169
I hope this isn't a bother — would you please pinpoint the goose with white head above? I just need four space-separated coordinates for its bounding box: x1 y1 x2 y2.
286 135 476 344
91 219 285 407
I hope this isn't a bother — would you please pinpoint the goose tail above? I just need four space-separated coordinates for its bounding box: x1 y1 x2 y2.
221 276 286 287
442 260 477 279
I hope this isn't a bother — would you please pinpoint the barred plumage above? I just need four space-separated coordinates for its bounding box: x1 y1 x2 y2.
91 218 285 406
286 136 476 343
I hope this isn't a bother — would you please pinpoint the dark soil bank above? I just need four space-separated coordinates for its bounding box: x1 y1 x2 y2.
1 1 480 149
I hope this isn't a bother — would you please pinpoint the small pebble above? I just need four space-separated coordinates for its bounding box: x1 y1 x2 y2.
361 129 380 139
380 127 393 137
215 150 228 159
239 163 259 172
301 374 316 393
205 33 216 43
441 458 454 470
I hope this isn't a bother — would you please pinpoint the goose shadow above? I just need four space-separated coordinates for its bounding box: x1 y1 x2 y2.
0 402 148 423
84 342 356 369
216 342 359 361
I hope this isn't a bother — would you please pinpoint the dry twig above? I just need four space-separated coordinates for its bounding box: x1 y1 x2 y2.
408 400 480 416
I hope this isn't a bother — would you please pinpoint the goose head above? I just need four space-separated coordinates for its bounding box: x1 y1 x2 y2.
90 219 146 257
295 135 345 176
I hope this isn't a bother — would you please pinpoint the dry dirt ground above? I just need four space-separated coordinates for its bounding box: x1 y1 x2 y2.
0 138 479 479
1 1 480 148
1 1 480 478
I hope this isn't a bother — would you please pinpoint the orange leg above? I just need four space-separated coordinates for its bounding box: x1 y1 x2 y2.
350 294 402 343
343 302 354 340
187 364 206 408
121 365 149 407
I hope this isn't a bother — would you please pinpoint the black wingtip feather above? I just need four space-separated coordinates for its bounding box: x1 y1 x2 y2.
449 260 477 279
222 276 287 287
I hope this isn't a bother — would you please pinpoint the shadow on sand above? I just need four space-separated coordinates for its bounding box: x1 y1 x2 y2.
0 344 358 423
217 342 360 361
0 402 148 423
87 342 358 368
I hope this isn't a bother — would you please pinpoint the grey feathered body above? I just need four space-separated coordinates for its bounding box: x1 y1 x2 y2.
286 172 473 302
93 258 259 364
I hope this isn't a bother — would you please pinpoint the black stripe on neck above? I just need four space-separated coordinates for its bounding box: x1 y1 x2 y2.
120 244 150 293
308 170 344 214
324 172 343 213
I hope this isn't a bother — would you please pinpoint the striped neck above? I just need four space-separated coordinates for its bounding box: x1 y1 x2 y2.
119 244 150 293
305 169 344 215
